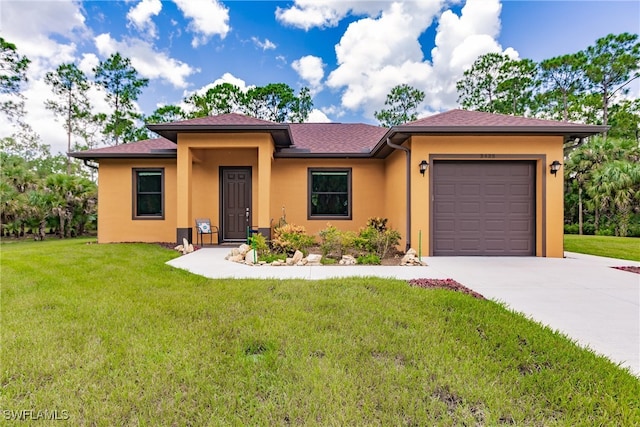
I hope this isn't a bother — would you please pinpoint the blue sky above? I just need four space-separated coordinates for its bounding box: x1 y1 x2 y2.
1 0 638 154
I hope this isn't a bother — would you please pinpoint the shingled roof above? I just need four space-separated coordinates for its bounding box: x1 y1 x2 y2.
69 137 176 159
147 113 291 146
70 110 607 160
402 109 606 131
283 123 387 156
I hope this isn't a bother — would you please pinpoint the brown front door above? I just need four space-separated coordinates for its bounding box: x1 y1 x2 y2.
221 167 252 241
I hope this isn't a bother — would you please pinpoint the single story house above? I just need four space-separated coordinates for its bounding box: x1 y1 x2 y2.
70 109 606 257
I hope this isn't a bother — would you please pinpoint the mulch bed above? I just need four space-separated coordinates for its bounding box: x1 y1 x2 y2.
612 266 640 275
408 278 485 300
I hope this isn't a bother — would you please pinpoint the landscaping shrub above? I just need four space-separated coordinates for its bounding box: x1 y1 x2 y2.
248 232 269 256
357 253 381 265
271 223 316 255
564 224 579 234
583 223 596 235
318 223 357 258
319 224 341 258
355 218 401 259
596 227 615 236
366 216 388 232
259 253 286 263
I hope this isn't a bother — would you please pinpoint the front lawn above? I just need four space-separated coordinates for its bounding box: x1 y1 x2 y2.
564 234 640 261
2 239 639 425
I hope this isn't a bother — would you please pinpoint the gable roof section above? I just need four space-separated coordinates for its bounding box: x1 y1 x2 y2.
147 112 292 146
69 137 176 159
371 109 608 157
402 109 606 132
279 123 388 157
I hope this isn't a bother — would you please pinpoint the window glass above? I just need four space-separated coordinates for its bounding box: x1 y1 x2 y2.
134 169 163 218
309 169 351 218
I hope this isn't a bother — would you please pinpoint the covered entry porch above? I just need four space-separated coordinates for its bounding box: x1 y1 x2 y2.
174 133 275 245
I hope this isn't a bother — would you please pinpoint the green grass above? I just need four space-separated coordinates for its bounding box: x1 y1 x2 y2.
564 234 640 261
2 239 639 425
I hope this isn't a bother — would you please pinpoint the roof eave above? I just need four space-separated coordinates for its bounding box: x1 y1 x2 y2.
274 152 372 159
369 125 609 158
393 124 609 135
147 124 293 146
68 152 177 161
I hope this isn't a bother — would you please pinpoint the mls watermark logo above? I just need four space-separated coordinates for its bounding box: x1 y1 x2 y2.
2 409 70 421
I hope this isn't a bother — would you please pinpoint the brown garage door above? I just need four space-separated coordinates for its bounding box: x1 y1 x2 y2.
432 161 535 256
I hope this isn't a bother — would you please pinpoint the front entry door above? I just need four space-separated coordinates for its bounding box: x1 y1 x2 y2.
221 167 252 241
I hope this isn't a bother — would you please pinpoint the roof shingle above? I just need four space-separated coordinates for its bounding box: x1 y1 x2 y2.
69 137 175 158
405 109 594 128
288 123 387 153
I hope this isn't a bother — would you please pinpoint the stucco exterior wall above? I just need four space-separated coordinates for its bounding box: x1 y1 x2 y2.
96 158 177 243
383 147 409 250
409 134 565 257
270 158 386 237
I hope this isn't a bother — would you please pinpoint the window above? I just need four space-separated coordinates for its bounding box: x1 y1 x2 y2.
133 168 164 219
308 168 351 219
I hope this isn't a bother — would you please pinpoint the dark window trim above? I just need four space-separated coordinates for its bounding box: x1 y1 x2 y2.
307 167 352 220
132 168 165 220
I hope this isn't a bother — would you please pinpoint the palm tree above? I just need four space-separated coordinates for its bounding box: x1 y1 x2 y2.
587 160 640 236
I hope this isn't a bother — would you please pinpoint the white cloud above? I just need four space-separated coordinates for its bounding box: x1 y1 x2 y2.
94 33 197 89
0 0 92 153
251 37 277 51
292 55 325 94
324 0 518 117
172 0 230 47
127 0 163 38
0 0 88 79
275 0 384 30
306 109 332 123
77 53 100 76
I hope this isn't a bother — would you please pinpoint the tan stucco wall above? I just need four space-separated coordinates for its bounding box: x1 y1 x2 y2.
270 158 387 237
409 134 565 257
96 159 177 243
383 147 409 249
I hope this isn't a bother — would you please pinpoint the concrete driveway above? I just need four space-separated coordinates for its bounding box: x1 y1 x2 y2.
167 249 640 376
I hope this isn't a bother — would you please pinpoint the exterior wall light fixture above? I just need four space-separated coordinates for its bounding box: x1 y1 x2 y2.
419 160 429 176
550 160 562 177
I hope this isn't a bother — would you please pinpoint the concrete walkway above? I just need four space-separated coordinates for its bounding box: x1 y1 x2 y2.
167 249 640 376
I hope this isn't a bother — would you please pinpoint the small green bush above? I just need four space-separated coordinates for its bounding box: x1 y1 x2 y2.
319 224 357 258
272 223 316 256
355 225 401 259
583 223 595 235
564 224 579 234
319 224 341 258
357 254 381 265
366 216 388 232
259 253 286 263
248 233 269 255
320 257 337 265
596 227 615 236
